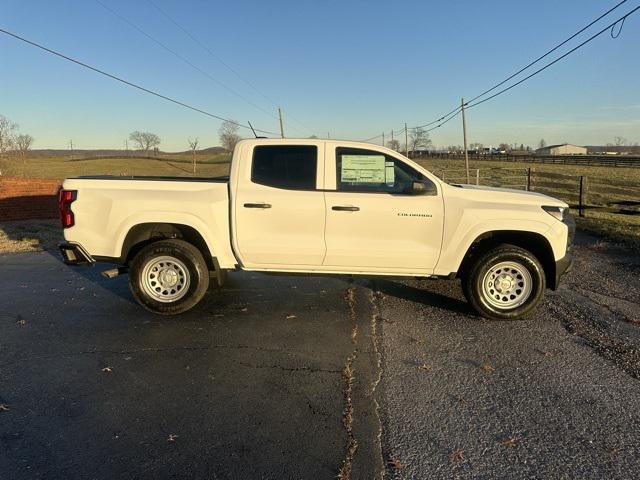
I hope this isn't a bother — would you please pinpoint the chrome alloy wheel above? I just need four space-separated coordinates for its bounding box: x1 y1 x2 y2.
140 256 190 303
481 261 532 309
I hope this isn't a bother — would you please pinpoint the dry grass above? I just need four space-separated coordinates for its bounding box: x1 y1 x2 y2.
0 152 231 179
414 157 640 183
1 153 636 252
414 157 640 250
0 219 62 254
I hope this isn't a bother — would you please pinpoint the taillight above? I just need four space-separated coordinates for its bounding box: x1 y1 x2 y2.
58 188 77 228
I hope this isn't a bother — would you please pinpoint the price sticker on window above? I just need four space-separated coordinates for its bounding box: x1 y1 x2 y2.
341 155 390 184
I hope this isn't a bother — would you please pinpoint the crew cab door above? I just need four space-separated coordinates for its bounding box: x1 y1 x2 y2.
232 143 326 268
323 146 444 272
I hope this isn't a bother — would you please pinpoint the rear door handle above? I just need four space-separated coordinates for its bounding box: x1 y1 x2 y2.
332 205 360 212
244 203 272 209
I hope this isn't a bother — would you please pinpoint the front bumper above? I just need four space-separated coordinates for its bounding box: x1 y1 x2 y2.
59 242 95 266
552 212 575 289
553 253 573 290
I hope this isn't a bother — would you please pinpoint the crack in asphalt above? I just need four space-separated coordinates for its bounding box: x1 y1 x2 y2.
570 286 640 324
368 288 385 480
338 286 358 480
238 362 341 374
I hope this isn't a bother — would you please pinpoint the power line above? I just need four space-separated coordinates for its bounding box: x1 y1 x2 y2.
466 0 630 105
146 0 275 105
144 0 314 135
366 1 637 139
0 27 280 135
359 133 383 142
467 5 640 109
94 0 278 123
413 105 462 129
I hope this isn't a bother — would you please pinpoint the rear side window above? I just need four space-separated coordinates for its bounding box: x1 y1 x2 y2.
251 145 317 190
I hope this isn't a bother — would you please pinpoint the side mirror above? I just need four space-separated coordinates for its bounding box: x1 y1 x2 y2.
410 180 437 196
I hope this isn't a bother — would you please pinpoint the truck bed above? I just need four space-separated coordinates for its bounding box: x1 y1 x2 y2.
72 175 230 182
61 175 234 263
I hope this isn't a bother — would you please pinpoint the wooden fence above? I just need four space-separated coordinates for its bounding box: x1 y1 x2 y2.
414 152 640 168
435 168 640 218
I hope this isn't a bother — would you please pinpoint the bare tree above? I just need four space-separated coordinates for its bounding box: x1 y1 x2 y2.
538 138 547 149
129 131 161 155
218 120 242 151
614 136 628 146
409 127 433 153
387 139 401 152
0 114 18 160
15 134 34 168
499 143 510 152
188 137 199 174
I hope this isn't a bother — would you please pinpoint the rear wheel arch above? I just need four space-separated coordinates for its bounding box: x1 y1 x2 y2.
120 222 216 271
456 230 556 288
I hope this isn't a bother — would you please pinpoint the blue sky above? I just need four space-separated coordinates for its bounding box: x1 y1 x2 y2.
1 0 639 150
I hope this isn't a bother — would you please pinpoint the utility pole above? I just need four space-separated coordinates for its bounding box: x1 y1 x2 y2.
69 139 74 160
461 98 470 184
382 132 385 147
405 123 409 158
278 107 285 138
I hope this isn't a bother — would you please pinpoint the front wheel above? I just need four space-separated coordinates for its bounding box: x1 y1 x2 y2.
129 239 209 315
462 244 545 320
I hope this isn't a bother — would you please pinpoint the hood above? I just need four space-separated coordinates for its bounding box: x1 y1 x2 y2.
448 183 568 207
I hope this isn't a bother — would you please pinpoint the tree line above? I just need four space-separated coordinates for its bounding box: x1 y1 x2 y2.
0 114 34 168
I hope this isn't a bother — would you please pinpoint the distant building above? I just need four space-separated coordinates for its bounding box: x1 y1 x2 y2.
535 143 587 155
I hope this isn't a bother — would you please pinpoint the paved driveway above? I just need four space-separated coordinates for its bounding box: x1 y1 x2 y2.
1 233 639 479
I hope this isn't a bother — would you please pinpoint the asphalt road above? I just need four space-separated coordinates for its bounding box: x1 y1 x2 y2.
1 232 639 479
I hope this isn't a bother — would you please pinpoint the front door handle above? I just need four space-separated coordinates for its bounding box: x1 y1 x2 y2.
244 203 272 209
332 205 360 212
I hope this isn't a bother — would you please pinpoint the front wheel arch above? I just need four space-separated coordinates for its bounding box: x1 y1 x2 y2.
456 230 555 289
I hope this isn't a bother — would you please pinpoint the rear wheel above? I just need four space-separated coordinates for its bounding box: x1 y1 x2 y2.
129 239 209 315
462 244 545 320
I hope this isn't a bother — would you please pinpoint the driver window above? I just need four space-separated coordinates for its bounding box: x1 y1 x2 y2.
335 147 430 194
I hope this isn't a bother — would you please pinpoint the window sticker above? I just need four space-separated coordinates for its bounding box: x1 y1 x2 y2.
341 155 389 184
385 161 395 185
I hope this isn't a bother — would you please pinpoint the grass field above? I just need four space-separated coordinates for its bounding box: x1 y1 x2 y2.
0 152 638 250
0 152 231 179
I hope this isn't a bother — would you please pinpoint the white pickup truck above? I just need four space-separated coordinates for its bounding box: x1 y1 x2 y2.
59 138 573 320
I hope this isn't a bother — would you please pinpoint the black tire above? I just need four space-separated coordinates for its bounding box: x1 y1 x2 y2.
462 244 545 321
129 239 209 315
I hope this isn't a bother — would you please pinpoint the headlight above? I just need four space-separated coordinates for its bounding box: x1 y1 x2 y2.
542 205 566 221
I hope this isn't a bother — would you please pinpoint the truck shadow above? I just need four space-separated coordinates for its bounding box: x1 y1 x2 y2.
371 278 473 316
